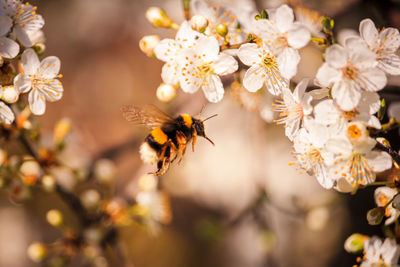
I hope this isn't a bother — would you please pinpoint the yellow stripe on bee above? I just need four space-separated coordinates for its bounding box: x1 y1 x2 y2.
181 114 193 128
150 127 168 145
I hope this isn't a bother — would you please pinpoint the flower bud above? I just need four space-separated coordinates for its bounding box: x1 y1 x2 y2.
156 83 176 102
216 24 228 37
139 35 160 57
344 233 369 253
376 137 391 147
190 15 208 33
2 85 19 103
54 118 71 146
366 207 385 225
94 158 116 185
81 189 101 209
27 242 47 263
46 209 63 227
42 175 56 192
145 7 173 28
20 160 41 186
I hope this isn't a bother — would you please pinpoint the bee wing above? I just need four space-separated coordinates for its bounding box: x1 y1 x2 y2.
121 104 176 129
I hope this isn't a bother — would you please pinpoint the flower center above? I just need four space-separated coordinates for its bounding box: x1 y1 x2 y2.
341 109 358 120
262 54 278 69
342 63 359 80
347 124 362 140
196 62 213 77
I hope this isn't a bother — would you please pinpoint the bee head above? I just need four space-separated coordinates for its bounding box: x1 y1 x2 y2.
193 114 217 145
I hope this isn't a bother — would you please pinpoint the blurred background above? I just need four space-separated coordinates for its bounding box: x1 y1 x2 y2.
1 0 400 266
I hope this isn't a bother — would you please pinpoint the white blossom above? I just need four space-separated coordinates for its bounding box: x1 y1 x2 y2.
154 21 201 86
314 91 382 129
374 186 400 225
0 15 19 59
190 0 244 45
273 78 312 140
14 48 63 115
325 122 392 188
293 119 336 188
0 0 44 47
238 43 289 95
0 100 14 124
177 36 238 103
359 18 400 75
252 4 310 79
361 237 400 267
316 42 387 111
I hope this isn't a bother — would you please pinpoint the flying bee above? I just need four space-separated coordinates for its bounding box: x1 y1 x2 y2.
121 105 217 176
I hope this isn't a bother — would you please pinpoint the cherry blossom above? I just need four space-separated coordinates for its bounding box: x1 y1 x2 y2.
177 36 238 103
238 43 289 95
359 18 400 75
0 0 44 47
154 21 201 86
316 43 387 111
14 49 63 115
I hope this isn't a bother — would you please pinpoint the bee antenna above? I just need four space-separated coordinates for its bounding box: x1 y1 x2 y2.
202 114 218 122
198 104 207 116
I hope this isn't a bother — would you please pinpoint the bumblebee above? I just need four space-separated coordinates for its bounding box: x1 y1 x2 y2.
121 105 216 176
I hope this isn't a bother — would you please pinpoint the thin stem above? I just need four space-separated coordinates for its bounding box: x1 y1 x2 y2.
182 0 191 20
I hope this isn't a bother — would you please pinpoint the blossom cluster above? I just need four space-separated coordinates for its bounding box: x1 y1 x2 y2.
0 0 63 124
141 1 397 192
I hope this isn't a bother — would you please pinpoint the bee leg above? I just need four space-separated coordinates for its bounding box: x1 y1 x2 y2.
192 128 197 152
176 132 187 164
169 142 179 163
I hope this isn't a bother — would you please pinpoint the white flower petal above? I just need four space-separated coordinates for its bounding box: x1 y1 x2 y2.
40 79 63 102
325 44 348 68
277 47 300 80
315 63 341 87
378 54 400 75
161 62 179 86
195 36 219 62
202 75 224 103
0 15 12 36
293 78 309 102
380 27 400 50
0 37 19 59
359 19 379 48
176 21 202 48
367 151 392 173
177 49 202 93
287 23 310 49
28 89 46 115
274 4 294 33
213 53 238 76
360 68 387 92
242 65 264 92
314 100 340 125
13 73 32 93
0 101 14 124
332 80 362 111
21 48 40 75
14 25 33 47
154 39 179 62
325 136 352 156
39 56 61 79
345 36 369 51
238 43 261 66
314 164 335 189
